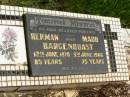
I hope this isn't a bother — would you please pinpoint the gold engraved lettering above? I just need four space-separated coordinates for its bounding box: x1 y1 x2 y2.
73 52 81 57
43 42 66 50
67 43 93 50
31 33 59 41
34 51 70 57
89 59 104 64
93 53 103 57
43 42 93 50
45 51 70 57
45 52 58 57
82 59 88 64
82 36 99 42
81 52 92 57
59 52 70 57
34 59 42 65
33 51 45 57
44 59 62 65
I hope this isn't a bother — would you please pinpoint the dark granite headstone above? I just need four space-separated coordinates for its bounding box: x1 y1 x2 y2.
23 14 108 76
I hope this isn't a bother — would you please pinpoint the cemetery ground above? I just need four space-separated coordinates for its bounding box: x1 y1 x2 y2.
0 82 129 97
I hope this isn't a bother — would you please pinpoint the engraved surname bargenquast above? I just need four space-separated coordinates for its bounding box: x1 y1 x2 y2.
43 42 93 50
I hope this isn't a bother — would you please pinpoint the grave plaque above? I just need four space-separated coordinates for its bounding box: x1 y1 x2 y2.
23 14 108 76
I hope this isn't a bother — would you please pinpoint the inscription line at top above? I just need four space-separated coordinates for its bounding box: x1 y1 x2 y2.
28 15 101 31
